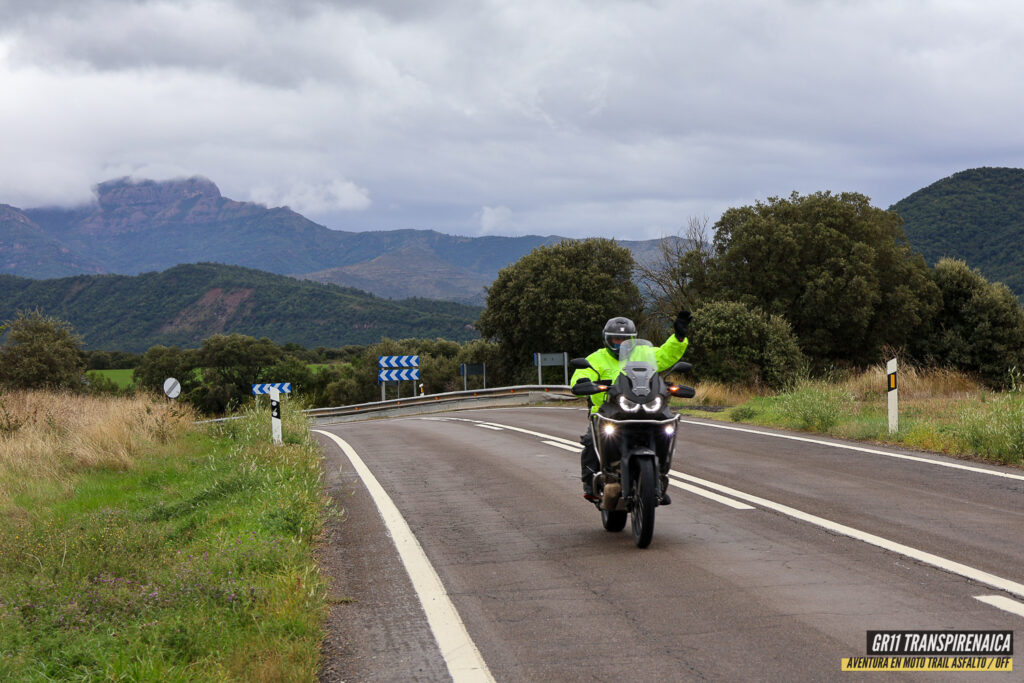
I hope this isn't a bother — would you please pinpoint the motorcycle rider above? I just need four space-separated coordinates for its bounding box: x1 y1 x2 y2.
571 310 692 504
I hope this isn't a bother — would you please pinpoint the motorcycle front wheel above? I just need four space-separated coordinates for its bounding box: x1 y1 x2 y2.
601 509 627 532
631 458 656 548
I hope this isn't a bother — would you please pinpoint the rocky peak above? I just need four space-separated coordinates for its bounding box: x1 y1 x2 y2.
0 204 32 223
96 176 222 210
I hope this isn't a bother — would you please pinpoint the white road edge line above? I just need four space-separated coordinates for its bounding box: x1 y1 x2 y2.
670 469 1024 600
474 424 503 431
444 413 1024 483
313 430 495 683
668 477 755 510
677 418 1024 482
974 595 1024 619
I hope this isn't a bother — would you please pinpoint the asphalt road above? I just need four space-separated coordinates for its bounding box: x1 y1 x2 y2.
313 406 1024 682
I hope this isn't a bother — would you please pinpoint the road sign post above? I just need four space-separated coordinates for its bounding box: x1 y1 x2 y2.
379 356 420 400
887 358 898 433
252 383 291 444
163 377 181 401
270 387 282 445
534 352 568 385
252 383 292 395
460 363 486 391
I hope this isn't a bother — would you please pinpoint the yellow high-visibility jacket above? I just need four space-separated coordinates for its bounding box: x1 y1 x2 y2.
570 335 689 413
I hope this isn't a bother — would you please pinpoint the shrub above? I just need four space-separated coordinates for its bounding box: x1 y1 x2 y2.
687 301 805 389
920 259 1024 389
0 310 86 390
777 381 854 432
729 405 759 422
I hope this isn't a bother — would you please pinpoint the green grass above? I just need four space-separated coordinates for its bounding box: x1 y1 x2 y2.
0 400 329 681
87 368 136 389
677 381 1024 466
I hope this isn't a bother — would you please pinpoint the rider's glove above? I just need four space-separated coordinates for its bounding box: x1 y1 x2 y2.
674 309 692 339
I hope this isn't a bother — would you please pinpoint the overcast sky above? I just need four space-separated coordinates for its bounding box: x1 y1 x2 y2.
2 0 1022 239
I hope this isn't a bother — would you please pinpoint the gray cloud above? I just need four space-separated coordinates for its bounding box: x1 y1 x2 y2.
2 0 1023 238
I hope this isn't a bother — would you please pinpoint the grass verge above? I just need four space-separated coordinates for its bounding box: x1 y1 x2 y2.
673 366 1024 467
0 391 328 681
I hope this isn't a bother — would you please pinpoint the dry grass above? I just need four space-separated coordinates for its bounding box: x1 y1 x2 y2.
691 381 766 407
0 390 194 505
839 364 983 402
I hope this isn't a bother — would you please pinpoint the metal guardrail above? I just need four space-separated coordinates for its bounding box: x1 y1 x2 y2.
306 385 575 423
195 385 578 425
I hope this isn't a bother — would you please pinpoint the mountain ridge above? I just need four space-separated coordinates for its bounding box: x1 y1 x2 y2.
0 262 481 352
9 177 610 303
890 166 1024 297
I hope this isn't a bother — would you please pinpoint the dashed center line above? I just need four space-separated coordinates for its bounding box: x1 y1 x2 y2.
438 416 1024 609
542 440 579 452
668 476 754 510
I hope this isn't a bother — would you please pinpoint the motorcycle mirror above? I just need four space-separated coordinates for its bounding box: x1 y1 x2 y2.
571 381 606 396
670 385 696 399
669 361 693 374
569 357 592 370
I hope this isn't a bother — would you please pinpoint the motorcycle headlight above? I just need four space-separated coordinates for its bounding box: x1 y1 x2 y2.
642 396 663 413
618 395 641 413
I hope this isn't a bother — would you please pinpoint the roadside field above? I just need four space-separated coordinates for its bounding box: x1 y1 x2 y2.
0 391 328 680
87 368 136 389
676 365 1024 466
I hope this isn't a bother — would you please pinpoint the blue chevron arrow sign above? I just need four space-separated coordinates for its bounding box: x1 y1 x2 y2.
378 368 420 382
378 355 420 368
252 383 292 395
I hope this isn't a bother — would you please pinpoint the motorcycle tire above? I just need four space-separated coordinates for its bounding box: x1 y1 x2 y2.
631 458 657 548
601 509 627 532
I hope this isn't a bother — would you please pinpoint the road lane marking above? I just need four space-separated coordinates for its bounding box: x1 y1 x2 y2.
670 469 1024 600
543 440 580 452
442 418 1024 601
452 417 752 510
444 417 582 446
668 476 755 510
313 430 495 682
677 419 1024 482
442 411 1023 483
474 424 503 431
975 595 1024 619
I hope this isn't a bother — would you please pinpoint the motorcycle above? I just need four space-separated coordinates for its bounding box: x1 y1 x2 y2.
570 339 695 548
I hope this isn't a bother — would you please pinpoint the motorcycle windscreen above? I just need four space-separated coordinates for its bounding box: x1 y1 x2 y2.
617 339 657 398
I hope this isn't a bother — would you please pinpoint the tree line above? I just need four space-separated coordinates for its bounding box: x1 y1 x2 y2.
5 190 1023 411
0 309 504 415
479 191 1024 389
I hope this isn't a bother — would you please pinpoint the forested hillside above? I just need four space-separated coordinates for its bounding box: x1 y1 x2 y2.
892 167 1024 297
0 263 480 351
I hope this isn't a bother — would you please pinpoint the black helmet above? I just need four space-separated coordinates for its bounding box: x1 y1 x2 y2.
603 316 637 352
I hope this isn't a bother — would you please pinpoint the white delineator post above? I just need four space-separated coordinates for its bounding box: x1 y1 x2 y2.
887 358 898 434
270 387 282 445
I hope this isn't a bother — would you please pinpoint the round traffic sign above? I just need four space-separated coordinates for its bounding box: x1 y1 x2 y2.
163 377 181 399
